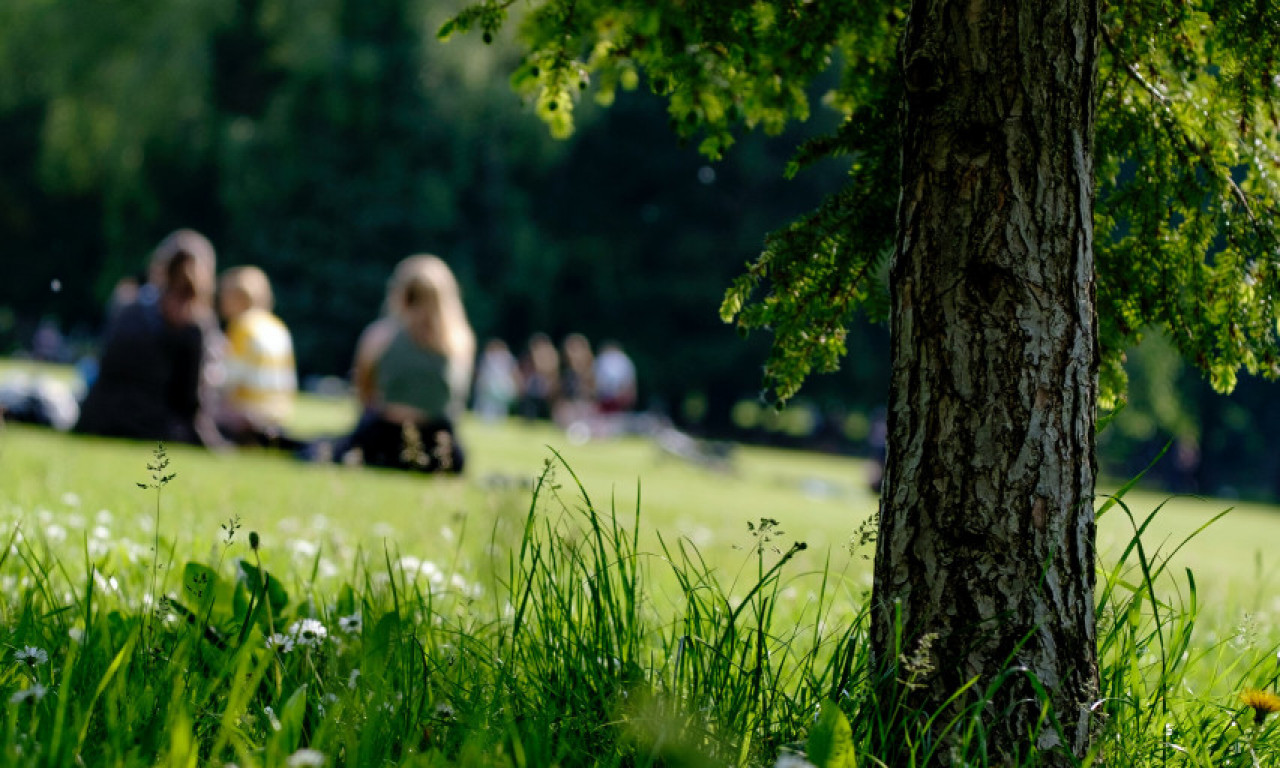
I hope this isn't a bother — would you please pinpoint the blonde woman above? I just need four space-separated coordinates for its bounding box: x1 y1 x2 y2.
325 255 475 472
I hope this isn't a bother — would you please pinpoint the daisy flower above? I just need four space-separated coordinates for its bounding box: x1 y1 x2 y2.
14 646 48 667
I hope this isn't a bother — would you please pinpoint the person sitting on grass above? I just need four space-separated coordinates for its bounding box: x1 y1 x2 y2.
75 231 226 447
215 265 298 446
311 254 475 473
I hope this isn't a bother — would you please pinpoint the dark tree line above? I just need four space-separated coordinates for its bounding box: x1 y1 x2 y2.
0 0 876 435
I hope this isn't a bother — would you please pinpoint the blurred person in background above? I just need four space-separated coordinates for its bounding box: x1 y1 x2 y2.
517 332 559 421
594 340 637 414
74 230 226 447
472 337 519 421
311 254 474 473
215 265 298 446
555 331 596 429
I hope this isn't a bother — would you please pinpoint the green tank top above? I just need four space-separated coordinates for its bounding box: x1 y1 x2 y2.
375 327 453 418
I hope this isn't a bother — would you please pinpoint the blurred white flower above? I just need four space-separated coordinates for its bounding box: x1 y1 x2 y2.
61 492 81 508
95 509 114 525
338 613 361 634
264 705 282 732
265 633 295 653
9 683 48 704
348 668 361 689
14 646 49 667
68 627 84 643
44 524 67 544
287 748 326 767
93 572 119 593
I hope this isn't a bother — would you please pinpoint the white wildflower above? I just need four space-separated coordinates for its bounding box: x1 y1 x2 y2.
264 705 282 732
43 524 67 544
9 683 48 704
348 669 361 690
286 747 326 767
289 618 328 647
14 646 49 667
68 627 84 643
61 492 81 508
265 633 295 653
338 613 361 634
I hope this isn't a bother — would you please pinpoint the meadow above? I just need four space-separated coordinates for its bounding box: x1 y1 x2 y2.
3 391 1280 766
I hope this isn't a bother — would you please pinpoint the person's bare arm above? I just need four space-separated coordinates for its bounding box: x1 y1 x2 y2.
352 318 396 408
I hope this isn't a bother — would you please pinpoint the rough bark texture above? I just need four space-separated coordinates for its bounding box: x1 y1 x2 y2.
871 0 1100 763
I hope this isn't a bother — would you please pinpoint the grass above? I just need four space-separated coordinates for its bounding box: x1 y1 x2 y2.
3 403 1280 765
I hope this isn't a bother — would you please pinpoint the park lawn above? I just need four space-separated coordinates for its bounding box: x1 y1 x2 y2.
4 399 1280 764
0 417 879 599
3 353 1268 601
1 410 1275 603
2 353 1275 648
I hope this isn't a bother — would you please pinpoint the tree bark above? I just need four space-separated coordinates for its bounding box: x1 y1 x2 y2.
871 0 1100 763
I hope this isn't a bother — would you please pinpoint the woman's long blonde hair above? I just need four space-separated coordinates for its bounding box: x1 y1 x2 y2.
385 254 476 388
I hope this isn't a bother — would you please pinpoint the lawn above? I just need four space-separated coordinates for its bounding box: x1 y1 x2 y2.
4 367 1280 765
2 397 1273 604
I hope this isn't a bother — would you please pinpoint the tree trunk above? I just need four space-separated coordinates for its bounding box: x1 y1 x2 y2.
871 0 1100 763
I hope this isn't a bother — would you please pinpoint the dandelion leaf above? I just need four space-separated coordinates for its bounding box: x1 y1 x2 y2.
807 699 856 768
238 561 290 613
182 562 221 616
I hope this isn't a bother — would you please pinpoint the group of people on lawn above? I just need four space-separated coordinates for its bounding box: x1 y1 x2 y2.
73 229 478 473
69 229 640 474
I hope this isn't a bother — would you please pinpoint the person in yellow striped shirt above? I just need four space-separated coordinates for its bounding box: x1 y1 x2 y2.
216 265 298 445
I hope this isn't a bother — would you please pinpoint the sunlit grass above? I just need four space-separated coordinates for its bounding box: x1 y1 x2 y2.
4 398 1280 764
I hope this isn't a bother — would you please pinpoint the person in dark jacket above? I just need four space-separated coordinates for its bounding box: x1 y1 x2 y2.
75 231 225 447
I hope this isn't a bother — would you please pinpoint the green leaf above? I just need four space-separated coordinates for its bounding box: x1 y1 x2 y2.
182 562 219 615
239 561 289 613
276 685 308 753
807 699 856 768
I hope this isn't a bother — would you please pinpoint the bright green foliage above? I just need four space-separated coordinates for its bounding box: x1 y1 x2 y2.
1095 2 1280 402
446 0 1280 406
